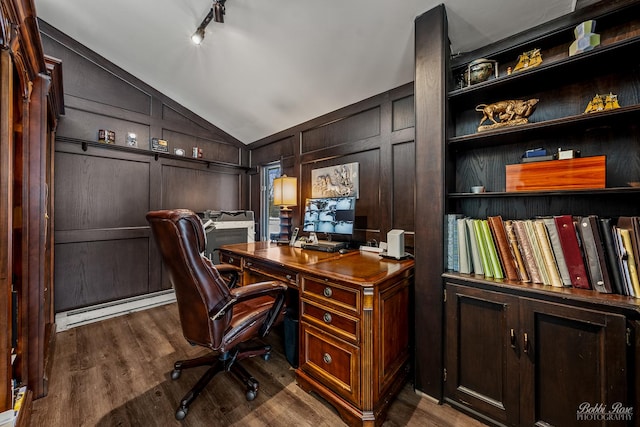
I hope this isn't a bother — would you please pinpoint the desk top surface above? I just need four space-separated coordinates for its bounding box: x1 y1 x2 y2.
220 241 414 286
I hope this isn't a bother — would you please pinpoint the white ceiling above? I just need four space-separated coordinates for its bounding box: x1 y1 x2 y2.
35 0 578 144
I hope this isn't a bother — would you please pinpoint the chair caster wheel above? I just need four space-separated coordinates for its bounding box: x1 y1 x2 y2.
262 353 271 361
175 407 188 420
246 390 256 401
171 369 181 380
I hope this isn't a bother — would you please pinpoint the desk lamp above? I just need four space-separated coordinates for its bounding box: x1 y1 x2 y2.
273 175 297 241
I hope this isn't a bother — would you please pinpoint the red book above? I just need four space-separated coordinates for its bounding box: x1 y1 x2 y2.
554 215 591 289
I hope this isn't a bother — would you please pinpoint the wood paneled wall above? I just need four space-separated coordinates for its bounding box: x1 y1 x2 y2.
39 19 416 314
39 21 250 312
249 84 415 248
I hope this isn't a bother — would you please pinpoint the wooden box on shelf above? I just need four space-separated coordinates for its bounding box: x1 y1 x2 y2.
505 155 606 191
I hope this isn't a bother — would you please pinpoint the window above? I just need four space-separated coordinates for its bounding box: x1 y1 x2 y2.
261 162 281 241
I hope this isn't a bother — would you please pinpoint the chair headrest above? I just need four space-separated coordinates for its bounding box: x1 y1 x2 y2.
148 209 206 253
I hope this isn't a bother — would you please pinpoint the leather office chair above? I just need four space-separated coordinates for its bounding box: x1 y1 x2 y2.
146 209 287 420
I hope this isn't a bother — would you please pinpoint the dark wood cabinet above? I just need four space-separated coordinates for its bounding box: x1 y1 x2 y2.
416 0 640 425
519 296 627 426
446 283 628 426
445 284 519 426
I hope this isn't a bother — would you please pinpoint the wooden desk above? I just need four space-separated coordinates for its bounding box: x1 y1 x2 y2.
219 242 414 427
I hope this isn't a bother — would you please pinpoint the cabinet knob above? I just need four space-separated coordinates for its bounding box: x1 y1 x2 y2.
228 257 234 263
323 353 332 364
246 261 252 267
323 312 332 324
286 274 293 280
323 287 333 298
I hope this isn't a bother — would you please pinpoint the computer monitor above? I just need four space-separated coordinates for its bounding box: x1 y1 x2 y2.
302 196 356 236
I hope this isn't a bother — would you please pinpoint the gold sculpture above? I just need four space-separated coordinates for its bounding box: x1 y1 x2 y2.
513 48 542 73
476 99 539 132
584 93 620 113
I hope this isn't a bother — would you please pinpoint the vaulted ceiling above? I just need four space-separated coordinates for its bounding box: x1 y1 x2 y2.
35 0 586 144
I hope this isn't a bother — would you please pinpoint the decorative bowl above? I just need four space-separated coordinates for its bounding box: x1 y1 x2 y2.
466 58 496 85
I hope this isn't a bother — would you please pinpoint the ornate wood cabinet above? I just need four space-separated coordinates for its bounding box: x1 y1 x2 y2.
0 0 63 420
220 242 413 427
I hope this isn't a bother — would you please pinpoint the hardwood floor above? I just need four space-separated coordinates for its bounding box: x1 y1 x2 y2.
30 303 486 427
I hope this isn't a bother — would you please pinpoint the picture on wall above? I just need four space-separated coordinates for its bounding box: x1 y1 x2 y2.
311 162 359 198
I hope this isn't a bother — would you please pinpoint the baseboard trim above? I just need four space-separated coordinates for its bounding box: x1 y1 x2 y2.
55 289 176 332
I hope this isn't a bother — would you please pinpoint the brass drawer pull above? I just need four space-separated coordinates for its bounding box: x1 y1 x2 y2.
323 353 332 364
323 312 332 323
323 287 333 298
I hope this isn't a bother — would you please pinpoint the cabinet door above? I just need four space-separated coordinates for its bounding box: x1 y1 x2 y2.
300 322 360 406
632 320 640 427
445 284 520 426
519 298 627 427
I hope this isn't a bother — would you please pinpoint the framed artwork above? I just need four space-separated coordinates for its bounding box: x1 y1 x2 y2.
311 162 359 198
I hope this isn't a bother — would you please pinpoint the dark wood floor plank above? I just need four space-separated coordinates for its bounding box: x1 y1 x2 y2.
30 303 486 427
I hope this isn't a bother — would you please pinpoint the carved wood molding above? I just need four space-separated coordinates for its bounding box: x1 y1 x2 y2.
1 0 46 78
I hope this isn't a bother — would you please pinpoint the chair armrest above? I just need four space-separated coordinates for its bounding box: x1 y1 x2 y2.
229 280 287 302
232 281 288 337
209 281 287 321
202 257 241 288
215 263 241 275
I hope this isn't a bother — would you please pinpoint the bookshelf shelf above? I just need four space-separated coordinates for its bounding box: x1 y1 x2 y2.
447 104 640 148
448 186 640 198
448 35 640 100
443 272 640 313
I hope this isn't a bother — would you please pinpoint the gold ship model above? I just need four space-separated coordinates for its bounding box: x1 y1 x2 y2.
513 48 543 73
584 93 620 113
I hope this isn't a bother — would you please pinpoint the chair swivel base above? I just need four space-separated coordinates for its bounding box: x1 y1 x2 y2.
171 344 272 420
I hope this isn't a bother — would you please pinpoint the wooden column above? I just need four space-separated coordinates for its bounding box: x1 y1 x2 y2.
414 5 448 400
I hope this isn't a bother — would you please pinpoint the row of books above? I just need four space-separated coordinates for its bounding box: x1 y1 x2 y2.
445 214 640 297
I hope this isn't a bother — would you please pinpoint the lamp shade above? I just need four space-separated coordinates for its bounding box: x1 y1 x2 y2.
273 175 297 207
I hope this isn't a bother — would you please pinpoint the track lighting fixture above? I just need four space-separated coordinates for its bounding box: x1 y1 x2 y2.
191 0 227 45
213 1 226 23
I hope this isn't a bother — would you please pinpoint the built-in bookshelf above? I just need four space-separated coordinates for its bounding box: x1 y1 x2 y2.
445 0 640 300
416 1 640 426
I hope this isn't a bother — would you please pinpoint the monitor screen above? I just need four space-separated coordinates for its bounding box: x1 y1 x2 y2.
302 196 356 235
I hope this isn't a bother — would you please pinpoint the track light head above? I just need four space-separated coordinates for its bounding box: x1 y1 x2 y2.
191 27 206 45
191 1 227 45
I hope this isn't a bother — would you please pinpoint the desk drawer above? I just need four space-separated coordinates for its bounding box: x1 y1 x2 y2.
301 300 359 344
219 251 242 268
300 322 360 406
302 277 359 314
244 259 298 286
